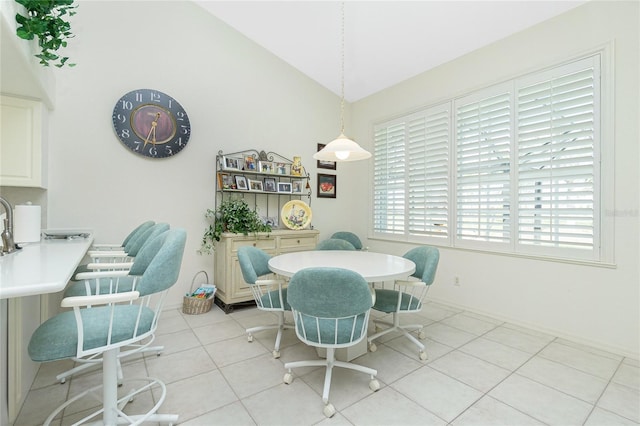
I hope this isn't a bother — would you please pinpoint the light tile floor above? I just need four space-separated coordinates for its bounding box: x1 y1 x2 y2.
15 301 640 425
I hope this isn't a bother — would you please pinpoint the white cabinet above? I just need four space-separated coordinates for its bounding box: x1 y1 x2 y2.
214 229 319 313
0 95 46 188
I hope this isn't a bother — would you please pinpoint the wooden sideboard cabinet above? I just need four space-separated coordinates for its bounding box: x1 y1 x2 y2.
213 229 319 313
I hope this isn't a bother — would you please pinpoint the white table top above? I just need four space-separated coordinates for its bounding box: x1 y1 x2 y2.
0 230 93 299
268 250 415 282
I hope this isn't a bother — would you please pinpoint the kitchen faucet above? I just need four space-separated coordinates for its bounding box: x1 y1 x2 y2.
0 196 16 254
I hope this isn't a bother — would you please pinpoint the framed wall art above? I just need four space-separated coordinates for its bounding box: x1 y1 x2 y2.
317 143 337 170
317 173 336 198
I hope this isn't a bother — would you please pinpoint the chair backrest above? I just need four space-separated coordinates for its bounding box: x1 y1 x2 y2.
331 231 363 250
316 238 356 251
287 267 372 346
124 223 170 257
237 246 272 284
404 246 440 285
135 228 187 296
122 220 155 247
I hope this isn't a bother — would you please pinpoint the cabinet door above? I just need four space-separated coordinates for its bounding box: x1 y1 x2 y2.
0 96 45 188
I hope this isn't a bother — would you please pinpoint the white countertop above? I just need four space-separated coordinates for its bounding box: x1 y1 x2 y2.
0 230 93 299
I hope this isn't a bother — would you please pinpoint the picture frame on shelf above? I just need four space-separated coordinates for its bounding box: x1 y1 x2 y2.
248 179 263 191
275 162 290 175
222 155 242 171
259 161 275 174
261 215 279 228
244 155 257 171
317 144 337 170
317 173 336 198
291 179 304 194
263 177 277 192
234 175 248 190
217 172 232 190
277 182 292 193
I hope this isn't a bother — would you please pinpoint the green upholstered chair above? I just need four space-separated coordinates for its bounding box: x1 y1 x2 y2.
368 245 439 360
237 246 293 358
315 238 356 251
66 223 170 295
28 229 186 426
55 223 171 384
283 267 379 418
71 220 155 277
331 231 363 250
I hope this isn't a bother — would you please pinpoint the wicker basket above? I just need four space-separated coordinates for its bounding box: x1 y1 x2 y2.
182 271 215 315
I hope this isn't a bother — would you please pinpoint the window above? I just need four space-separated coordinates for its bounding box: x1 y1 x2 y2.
372 54 606 262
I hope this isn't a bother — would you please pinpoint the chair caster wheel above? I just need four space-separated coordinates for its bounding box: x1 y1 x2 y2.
272 350 280 358
323 403 336 418
369 379 380 392
418 330 426 339
247 335 254 343
283 373 294 384
369 342 377 352
59 378 66 384
419 351 428 361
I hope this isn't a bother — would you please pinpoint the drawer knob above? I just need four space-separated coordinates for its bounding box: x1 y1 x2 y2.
253 243 256 247
297 240 300 244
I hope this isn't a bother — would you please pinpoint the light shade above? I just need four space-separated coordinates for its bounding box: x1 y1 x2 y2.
313 133 372 162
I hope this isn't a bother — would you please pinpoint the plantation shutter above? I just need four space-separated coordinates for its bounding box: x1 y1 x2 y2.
516 57 599 256
455 85 512 246
407 104 450 239
373 122 406 235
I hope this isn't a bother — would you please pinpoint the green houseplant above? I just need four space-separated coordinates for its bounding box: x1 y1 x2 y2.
199 198 271 254
14 0 77 67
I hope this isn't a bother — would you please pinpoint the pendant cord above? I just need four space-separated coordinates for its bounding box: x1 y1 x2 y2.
340 1 345 134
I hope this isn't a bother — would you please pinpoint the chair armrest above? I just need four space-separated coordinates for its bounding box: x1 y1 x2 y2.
87 251 128 258
61 290 140 308
84 262 133 270
74 270 131 281
255 279 286 287
395 279 427 288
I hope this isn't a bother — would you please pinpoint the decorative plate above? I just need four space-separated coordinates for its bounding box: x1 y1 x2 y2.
281 200 312 230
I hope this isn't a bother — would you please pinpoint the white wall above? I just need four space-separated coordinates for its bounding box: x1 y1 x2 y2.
352 1 639 357
47 1 352 308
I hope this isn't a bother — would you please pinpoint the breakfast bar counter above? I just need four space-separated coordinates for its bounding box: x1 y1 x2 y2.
0 231 93 299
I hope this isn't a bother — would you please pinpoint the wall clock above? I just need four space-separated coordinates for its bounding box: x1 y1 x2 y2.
112 89 191 158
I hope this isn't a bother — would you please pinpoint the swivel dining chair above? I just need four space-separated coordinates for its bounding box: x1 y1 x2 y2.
331 231 364 250
72 220 155 277
368 245 439 360
315 238 356 251
55 223 170 384
28 228 187 426
283 267 379 418
237 246 293 358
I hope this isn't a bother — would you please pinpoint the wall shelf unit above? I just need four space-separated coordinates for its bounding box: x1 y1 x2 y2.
213 149 318 313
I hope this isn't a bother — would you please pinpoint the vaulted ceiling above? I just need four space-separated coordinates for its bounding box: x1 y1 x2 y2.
195 1 587 102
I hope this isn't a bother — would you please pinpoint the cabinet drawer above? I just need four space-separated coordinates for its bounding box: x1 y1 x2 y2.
231 238 276 252
279 236 317 250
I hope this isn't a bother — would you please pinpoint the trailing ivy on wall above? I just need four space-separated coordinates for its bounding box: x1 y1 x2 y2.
14 0 77 68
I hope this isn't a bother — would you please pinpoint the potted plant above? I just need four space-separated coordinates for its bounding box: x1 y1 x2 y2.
199 198 271 254
14 0 77 68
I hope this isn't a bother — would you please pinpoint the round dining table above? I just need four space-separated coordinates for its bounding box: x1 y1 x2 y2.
268 250 416 282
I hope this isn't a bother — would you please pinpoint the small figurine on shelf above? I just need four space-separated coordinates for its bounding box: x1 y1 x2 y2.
291 156 303 176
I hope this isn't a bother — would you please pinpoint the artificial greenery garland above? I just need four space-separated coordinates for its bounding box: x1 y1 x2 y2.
14 0 77 68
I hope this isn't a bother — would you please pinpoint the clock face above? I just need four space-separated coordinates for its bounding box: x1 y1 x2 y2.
112 89 191 158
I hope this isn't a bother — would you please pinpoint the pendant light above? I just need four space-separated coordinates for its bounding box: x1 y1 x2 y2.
313 2 371 163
